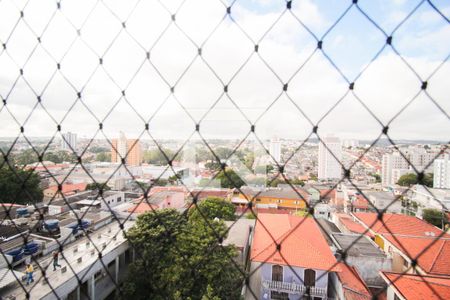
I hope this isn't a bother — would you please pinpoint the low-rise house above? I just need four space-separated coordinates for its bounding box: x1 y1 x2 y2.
224 218 255 265
331 233 392 289
44 183 87 199
248 214 339 299
411 185 450 210
330 262 372 300
352 213 450 276
380 272 450 300
233 187 310 211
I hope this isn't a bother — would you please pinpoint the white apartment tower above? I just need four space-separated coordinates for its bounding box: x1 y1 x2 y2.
318 136 342 180
434 154 450 189
381 153 409 186
269 137 281 163
61 132 77 151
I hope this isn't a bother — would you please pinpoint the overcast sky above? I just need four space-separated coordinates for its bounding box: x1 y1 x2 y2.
0 0 449 142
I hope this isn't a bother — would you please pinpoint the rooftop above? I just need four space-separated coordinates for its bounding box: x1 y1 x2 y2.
382 235 450 276
250 214 339 271
332 233 386 258
337 214 374 238
337 262 372 300
352 213 445 237
381 272 450 300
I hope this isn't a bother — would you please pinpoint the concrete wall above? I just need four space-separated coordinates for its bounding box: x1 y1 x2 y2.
346 255 392 288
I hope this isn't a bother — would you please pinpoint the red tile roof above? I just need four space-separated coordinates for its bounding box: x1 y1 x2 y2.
353 213 445 237
337 214 374 238
351 195 371 210
381 272 450 300
47 183 87 194
337 263 372 300
251 214 339 271
382 235 450 276
128 203 158 214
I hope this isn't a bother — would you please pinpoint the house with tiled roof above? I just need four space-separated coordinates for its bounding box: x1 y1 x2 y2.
380 272 450 300
233 187 310 212
353 212 450 276
331 262 372 300
248 214 339 299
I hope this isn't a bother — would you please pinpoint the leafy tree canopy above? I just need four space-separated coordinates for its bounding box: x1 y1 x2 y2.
122 209 243 300
216 168 245 189
0 166 43 205
86 182 111 191
397 173 433 187
189 197 236 221
422 208 447 229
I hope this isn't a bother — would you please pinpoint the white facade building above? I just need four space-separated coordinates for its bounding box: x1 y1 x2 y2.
61 132 77 151
381 153 409 187
117 131 127 158
434 154 450 189
318 136 342 180
269 138 281 163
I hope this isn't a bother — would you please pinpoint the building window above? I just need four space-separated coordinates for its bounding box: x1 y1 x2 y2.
271 291 289 300
304 269 316 287
117 197 122 202
272 265 283 282
403 259 409 269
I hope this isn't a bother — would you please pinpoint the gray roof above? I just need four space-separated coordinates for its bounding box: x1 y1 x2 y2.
332 233 386 258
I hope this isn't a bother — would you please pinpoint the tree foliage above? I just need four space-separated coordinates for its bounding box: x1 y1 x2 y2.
0 166 43 205
9 149 77 165
422 208 447 229
189 197 236 221
96 152 111 162
122 209 243 300
397 173 433 187
86 182 111 191
216 168 245 189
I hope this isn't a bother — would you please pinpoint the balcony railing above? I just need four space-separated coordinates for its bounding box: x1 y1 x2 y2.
262 280 327 297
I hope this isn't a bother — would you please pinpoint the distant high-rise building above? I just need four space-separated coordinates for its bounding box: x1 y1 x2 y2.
434 154 450 189
318 136 342 180
381 153 409 186
61 132 77 151
382 150 437 186
126 139 142 166
269 137 281 163
111 132 142 166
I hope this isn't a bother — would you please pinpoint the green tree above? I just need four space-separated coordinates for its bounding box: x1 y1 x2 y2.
86 182 111 191
143 148 177 165
422 208 447 229
96 152 111 162
216 168 245 189
123 209 243 300
13 149 38 165
371 173 381 183
0 166 43 205
189 197 235 221
397 173 433 187
205 161 221 171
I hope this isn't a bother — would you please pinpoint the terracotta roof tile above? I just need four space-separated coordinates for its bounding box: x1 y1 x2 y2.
383 235 450 276
337 263 372 300
381 272 450 300
337 214 374 238
250 214 339 271
353 213 445 237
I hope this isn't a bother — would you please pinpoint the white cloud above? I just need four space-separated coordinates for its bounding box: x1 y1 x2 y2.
0 0 448 142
